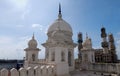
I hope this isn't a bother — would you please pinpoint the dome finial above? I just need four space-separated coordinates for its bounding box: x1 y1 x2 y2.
28 33 38 49
59 3 61 14
32 33 35 39
86 32 88 39
58 3 62 19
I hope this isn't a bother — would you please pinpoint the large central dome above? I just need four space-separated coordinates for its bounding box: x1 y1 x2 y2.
48 18 72 33
47 4 72 34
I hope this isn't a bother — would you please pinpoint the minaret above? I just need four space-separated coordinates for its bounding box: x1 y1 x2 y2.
78 32 83 60
108 33 117 62
101 27 109 53
108 33 115 51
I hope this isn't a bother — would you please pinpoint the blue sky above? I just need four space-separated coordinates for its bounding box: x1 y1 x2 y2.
0 0 120 59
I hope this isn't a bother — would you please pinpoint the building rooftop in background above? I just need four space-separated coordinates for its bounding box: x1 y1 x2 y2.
0 59 24 70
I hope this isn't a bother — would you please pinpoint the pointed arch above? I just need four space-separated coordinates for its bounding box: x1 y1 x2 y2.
51 51 55 61
68 51 72 66
84 54 88 62
26 53 28 60
92 54 94 62
32 54 35 61
46 49 49 59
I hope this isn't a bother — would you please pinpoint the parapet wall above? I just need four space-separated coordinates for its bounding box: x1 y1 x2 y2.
88 63 120 74
0 65 56 76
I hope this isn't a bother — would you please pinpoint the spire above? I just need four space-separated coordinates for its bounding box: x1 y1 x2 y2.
58 3 62 19
86 32 88 39
59 3 61 14
32 33 35 40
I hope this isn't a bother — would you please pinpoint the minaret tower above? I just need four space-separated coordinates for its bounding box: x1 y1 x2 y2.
101 27 109 53
108 33 117 62
108 33 115 51
24 34 40 68
78 32 83 60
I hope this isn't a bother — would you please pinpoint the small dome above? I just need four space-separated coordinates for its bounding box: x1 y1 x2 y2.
28 35 37 48
47 18 72 34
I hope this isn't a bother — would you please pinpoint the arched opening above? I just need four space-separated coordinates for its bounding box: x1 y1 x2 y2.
51 51 55 61
92 54 94 62
26 53 28 60
68 51 72 66
61 51 65 61
84 54 88 62
46 51 49 59
32 54 35 61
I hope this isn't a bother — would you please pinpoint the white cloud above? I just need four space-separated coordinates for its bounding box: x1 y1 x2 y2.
21 8 30 20
9 0 28 10
10 0 30 20
0 0 30 21
32 24 43 31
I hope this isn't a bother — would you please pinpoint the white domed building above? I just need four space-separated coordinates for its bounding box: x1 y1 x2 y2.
24 4 77 76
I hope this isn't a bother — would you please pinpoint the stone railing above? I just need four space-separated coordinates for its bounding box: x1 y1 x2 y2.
88 63 120 74
0 65 56 76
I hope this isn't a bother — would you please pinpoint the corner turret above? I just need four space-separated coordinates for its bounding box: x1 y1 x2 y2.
24 34 40 68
